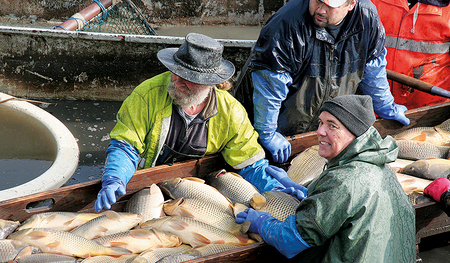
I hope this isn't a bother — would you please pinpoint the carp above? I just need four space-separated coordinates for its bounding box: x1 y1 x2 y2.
395 172 433 195
17 212 101 232
158 177 234 216
400 158 450 180
131 245 192 263
394 118 450 146
139 216 256 247
8 228 132 258
287 145 327 187
70 211 142 240
396 139 450 160
79 254 138 262
94 228 182 253
124 183 166 223
183 243 239 257
250 191 301 221
0 239 38 262
0 218 20 239
205 170 260 207
15 253 80 263
163 197 250 236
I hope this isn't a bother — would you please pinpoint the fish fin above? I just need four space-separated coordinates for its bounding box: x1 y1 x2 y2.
149 183 162 195
250 193 266 210
191 232 211 245
130 228 152 238
109 241 129 248
233 203 249 217
229 172 244 179
14 246 34 259
104 210 122 221
178 207 195 218
249 232 264 242
184 177 205 184
27 230 48 238
411 134 427 141
46 241 61 248
212 239 226 244
168 218 189 231
240 221 251 233
235 233 253 245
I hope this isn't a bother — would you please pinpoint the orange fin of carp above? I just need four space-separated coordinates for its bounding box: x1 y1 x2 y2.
250 193 266 210
178 207 195 218
168 218 189 231
411 134 427 141
104 210 122 221
109 241 129 247
191 232 211 245
46 241 61 248
184 177 205 184
27 230 48 238
130 229 152 238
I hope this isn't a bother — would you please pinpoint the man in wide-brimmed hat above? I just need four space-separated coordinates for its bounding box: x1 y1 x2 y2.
95 33 285 212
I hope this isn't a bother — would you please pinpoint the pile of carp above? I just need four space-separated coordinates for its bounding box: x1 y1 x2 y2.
0 170 301 263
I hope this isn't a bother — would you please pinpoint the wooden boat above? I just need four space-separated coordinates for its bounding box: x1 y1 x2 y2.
1 101 450 261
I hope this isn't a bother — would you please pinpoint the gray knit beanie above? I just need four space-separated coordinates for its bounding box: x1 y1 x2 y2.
320 95 376 137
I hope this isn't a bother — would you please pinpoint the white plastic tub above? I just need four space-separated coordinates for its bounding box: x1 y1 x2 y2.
0 92 79 201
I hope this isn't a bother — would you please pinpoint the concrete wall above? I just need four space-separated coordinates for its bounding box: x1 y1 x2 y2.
0 0 288 26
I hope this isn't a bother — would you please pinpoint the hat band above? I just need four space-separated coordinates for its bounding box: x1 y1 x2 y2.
173 53 220 74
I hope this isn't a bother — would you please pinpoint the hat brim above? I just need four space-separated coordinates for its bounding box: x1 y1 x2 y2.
157 48 235 85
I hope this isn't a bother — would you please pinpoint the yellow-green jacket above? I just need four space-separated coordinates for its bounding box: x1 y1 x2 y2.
110 71 265 170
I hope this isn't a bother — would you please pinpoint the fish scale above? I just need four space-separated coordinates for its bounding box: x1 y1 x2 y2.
158 177 234 216
124 183 165 223
396 140 450 160
205 170 260 207
250 191 301 221
163 197 248 236
8 228 132 258
0 239 38 262
131 245 192 263
139 216 255 247
93 228 182 253
287 145 327 187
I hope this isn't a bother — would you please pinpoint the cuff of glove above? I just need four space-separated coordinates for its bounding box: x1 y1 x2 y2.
424 177 450 201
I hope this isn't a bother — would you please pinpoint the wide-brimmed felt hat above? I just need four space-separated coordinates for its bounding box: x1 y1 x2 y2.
157 33 235 85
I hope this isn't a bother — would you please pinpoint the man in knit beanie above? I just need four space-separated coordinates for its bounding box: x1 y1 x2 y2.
237 94 415 262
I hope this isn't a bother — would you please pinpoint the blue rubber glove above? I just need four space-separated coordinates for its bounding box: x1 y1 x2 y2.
95 176 126 212
252 70 292 163
359 47 410 126
235 208 273 233
239 159 284 192
265 166 308 196
94 139 139 212
259 214 311 258
276 187 307 201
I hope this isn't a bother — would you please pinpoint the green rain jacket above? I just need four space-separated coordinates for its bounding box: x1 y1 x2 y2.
295 126 415 262
109 71 265 170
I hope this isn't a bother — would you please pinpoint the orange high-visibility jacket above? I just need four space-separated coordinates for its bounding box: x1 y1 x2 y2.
372 0 450 109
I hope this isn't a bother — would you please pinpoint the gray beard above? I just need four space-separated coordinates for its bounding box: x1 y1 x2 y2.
167 81 212 108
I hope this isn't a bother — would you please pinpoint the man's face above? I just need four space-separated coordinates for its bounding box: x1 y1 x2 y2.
317 111 356 161
309 0 357 27
167 74 212 108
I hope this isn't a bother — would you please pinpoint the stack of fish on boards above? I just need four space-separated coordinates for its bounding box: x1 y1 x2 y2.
0 171 301 263
2 102 450 262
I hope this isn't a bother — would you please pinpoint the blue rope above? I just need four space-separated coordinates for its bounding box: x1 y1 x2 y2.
93 0 108 21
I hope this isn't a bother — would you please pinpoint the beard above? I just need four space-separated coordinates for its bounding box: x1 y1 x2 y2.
167 80 212 108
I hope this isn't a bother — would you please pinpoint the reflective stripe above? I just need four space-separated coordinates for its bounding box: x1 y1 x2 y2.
385 36 450 54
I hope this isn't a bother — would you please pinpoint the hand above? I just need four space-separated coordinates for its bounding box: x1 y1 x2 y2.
265 166 308 197
94 176 126 212
275 187 307 201
424 177 450 202
393 104 410 126
235 208 273 233
260 132 291 163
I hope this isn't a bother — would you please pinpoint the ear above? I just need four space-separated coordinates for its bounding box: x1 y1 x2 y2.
348 0 357 11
